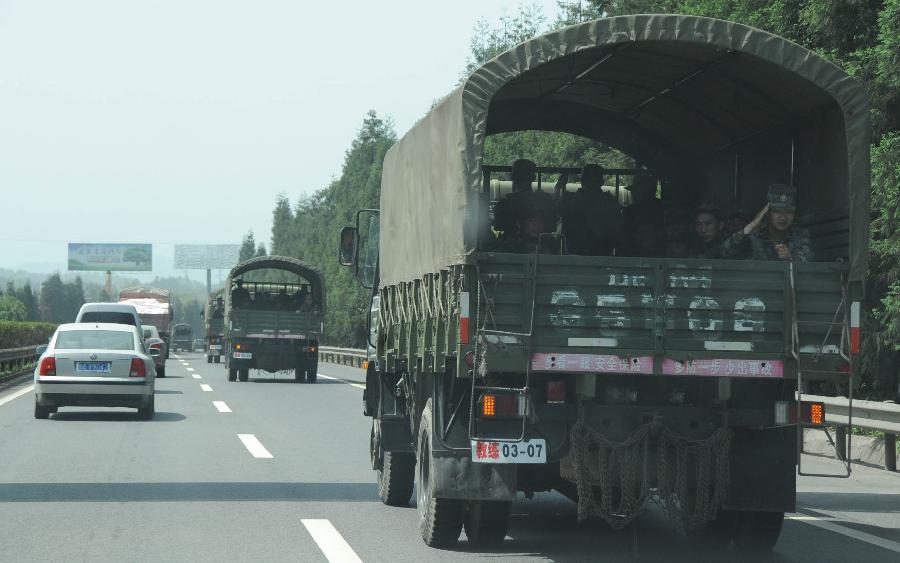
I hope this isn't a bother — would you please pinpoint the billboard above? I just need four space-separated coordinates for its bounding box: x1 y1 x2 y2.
68 243 153 271
173 244 240 269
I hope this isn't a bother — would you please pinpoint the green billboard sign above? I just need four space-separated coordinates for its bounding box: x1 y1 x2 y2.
67 243 153 272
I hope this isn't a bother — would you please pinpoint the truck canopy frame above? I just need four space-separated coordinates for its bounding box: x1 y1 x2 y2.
227 255 326 306
380 14 870 286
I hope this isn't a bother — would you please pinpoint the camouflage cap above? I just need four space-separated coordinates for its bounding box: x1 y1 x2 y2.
767 183 797 211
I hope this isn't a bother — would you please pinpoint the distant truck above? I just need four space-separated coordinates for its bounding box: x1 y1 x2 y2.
339 15 869 551
204 288 225 364
223 256 324 383
171 323 193 353
118 287 173 357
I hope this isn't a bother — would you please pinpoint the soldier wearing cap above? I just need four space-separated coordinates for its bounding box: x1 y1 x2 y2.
556 163 624 256
493 196 560 254
719 183 812 262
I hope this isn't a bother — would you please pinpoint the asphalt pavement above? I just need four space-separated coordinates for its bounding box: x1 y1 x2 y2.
0 353 898 562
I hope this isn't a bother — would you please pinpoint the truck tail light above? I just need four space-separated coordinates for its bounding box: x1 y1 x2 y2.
775 400 825 426
307 345 318 353
480 393 519 417
547 380 566 403
39 357 56 376
850 301 860 354
459 292 470 344
130 358 147 377
464 351 475 368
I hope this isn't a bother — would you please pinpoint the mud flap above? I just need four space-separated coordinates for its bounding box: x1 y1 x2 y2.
432 453 517 501
724 426 796 513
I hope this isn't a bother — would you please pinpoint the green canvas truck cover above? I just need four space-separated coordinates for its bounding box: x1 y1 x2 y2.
379 14 870 286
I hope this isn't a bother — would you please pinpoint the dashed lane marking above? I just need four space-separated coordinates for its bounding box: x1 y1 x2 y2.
213 401 232 413
238 434 273 459
789 511 900 554
200 384 213 392
301 519 363 563
0 385 34 407
186 367 194 371
192 374 202 379
317 374 365 390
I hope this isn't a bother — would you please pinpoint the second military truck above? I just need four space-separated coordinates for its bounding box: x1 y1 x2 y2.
223 256 324 382
204 288 225 363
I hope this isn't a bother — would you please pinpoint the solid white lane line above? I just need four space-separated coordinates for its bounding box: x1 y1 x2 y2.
192 374 202 379
0 385 34 407
238 434 273 459
317 374 365 390
213 401 232 413
790 512 900 554
301 519 363 563
200 384 213 392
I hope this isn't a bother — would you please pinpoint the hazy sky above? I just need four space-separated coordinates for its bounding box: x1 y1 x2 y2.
0 0 561 279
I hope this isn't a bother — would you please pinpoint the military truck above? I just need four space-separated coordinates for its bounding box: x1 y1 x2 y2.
171 323 193 353
223 256 324 383
339 15 869 550
204 288 225 364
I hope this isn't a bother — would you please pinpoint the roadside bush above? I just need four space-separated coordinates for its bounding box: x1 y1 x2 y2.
0 321 58 349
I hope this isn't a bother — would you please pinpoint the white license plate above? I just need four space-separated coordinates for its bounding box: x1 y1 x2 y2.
471 439 546 464
232 352 252 359
75 361 111 374
209 345 222 351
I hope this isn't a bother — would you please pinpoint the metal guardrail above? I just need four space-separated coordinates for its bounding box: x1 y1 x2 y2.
0 345 40 379
319 346 367 368
804 393 899 472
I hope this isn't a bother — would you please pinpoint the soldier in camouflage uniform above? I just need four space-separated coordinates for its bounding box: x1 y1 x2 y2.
719 183 812 262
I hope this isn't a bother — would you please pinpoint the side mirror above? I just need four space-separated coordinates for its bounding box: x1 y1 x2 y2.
35 344 48 356
339 226 359 266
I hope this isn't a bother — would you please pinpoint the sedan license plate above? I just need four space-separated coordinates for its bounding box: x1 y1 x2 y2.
471 439 546 464
209 345 222 351
75 361 111 374
232 352 252 359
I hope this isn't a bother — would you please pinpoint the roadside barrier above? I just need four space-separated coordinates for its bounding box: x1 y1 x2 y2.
0 345 41 381
318 346 367 369
804 394 900 472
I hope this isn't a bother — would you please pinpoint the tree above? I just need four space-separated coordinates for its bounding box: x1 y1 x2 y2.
255 243 267 258
17 282 39 321
63 277 85 321
239 231 257 262
0 295 27 321
39 273 66 323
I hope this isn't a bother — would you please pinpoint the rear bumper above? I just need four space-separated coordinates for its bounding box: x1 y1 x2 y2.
35 378 152 406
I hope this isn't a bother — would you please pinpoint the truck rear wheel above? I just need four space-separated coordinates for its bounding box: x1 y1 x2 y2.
207 356 212 364
228 368 237 382
373 420 415 506
214 356 220 364
464 501 511 545
294 367 305 382
685 509 737 549
733 510 784 552
416 399 464 547
238 368 249 382
306 369 317 384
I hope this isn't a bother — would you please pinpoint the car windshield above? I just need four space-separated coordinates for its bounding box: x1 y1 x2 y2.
80 312 136 325
55 330 135 351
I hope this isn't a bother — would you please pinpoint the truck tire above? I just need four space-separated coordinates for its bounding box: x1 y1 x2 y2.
306 369 317 384
416 399 464 547
464 501 511 545
214 356 220 364
207 355 212 364
228 368 237 382
157 366 166 378
733 511 784 552
239 368 249 382
294 367 305 382
372 421 415 506
685 509 737 549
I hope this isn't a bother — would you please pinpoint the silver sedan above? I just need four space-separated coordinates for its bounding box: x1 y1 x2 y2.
34 323 156 419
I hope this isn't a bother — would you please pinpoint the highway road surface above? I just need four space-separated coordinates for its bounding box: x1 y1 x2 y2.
1 353 898 562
